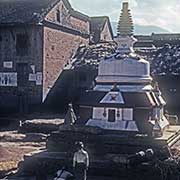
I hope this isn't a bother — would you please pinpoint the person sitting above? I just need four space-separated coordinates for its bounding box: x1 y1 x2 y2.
53 166 74 180
128 149 155 167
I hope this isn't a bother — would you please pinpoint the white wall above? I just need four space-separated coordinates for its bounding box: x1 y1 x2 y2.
100 21 113 42
93 107 133 121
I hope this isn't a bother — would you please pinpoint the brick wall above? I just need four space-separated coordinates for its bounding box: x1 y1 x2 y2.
43 26 88 101
69 16 89 34
42 0 89 102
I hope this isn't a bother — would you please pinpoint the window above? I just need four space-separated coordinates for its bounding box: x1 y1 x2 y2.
103 34 107 41
56 9 60 23
61 5 67 23
16 34 29 56
108 109 116 122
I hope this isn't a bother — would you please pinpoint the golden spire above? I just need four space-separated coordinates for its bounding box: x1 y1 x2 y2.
117 1 134 36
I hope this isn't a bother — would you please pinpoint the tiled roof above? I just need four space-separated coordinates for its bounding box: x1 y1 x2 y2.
71 10 89 22
0 0 57 24
134 42 155 48
0 0 89 25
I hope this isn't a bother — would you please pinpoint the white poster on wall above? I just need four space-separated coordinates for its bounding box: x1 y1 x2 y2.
29 74 37 81
3 61 13 68
0 73 17 86
36 72 42 85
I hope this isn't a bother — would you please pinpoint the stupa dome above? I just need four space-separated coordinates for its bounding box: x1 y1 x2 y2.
96 53 152 84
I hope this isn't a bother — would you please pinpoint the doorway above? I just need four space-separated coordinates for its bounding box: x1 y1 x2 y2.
16 63 28 87
108 109 116 122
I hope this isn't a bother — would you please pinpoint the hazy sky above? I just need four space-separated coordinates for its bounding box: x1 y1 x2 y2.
69 0 180 33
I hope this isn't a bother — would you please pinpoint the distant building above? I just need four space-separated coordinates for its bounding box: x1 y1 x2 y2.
152 33 180 46
90 16 113 44
0 0 90 113
135 33 180 49
134 35 156 50
117 2 134 36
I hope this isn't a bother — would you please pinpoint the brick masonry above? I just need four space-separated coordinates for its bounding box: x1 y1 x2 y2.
43 27 88 101
43 0 89 101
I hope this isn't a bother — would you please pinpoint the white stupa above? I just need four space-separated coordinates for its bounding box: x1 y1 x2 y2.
81 2 169 136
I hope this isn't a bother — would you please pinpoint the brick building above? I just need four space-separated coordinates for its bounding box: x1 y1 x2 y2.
0 0 90 113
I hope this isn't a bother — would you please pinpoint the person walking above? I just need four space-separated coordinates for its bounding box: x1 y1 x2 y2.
64 103 77 125
73 142 89 180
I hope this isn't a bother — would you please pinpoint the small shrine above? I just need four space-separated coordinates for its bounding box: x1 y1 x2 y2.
77 2 169 137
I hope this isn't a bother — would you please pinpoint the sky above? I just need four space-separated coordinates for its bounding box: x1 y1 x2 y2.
69 0 180 33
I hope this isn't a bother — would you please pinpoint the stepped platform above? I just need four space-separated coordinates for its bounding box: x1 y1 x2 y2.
156 125 180 147
46 125 180 155
15 125 180 179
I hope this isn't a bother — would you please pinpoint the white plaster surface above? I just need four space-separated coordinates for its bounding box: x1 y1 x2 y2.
86 119 138 131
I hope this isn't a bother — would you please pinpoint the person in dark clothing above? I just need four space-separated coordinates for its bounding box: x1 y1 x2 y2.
64 103 77 125
17 87 28 116
53 166 74 180
128 149 155 167
73 142 89 180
